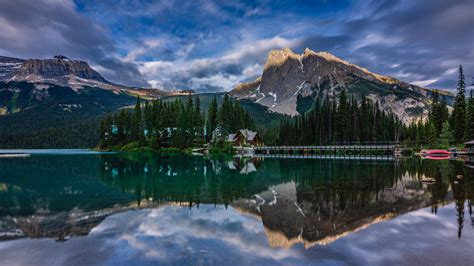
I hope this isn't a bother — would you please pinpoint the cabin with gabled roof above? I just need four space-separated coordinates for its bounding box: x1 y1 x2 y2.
227 129 263 147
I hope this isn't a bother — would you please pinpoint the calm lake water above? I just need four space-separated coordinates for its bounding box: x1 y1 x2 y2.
0 151 473 265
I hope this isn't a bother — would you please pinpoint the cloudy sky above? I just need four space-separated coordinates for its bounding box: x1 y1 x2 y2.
0 0 473 92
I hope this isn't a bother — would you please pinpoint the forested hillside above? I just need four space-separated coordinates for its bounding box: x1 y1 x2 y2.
0 81 136 148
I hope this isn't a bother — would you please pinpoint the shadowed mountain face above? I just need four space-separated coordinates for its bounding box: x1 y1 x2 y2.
1 154 472 245
1 55 112 90
231 48 454 124
0 55 167 97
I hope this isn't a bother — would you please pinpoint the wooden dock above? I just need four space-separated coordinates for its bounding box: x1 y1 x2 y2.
254 154 396 161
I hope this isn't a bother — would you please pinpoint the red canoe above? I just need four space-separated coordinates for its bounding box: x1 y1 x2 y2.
421 149 451 156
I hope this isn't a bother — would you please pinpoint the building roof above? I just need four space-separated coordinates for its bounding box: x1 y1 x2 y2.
465 140 474 145
227 133 237 142
239 129 258 141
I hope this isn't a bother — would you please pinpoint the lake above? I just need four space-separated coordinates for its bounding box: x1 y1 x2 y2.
0 151 473 265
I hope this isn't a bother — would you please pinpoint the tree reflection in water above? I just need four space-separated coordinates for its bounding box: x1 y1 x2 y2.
0 154 472 243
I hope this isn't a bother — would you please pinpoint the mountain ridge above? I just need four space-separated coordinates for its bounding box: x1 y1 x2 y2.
0 55 168 98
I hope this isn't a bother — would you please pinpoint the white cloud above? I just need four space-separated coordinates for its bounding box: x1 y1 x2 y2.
352 33 402 51
223 36 300 62
412 79 439 87
123 38 165 62
137 36 300 90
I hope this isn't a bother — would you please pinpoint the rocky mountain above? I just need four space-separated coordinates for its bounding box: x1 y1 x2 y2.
0 55 167 97
231 48 454 124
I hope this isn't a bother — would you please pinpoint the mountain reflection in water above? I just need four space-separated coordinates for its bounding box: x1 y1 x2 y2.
0 153 473 265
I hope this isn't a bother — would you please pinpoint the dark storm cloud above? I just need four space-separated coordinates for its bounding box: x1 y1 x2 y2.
1 0 472 91
340 0 474 91
189 62 244 79
0 0 148 87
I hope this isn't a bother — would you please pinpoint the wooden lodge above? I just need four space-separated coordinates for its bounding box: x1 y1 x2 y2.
227 129 263 147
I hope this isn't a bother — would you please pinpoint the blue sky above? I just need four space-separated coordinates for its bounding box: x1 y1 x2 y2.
0 0 473 92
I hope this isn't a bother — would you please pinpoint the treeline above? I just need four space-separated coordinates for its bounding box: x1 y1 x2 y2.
99 94 254 149
405 65 474 147
277 89 402 145
0 120 99 149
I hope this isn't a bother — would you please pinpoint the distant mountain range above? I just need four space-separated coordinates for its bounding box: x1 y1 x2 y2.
231 48 454 124
0 55 169 99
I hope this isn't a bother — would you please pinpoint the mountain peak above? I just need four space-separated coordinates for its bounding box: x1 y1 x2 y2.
264 48 356 72
303 47 317 55
265 48 300 70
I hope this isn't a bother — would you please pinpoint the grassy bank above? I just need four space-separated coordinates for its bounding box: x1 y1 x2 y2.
97 142 192 154
97 141 236 154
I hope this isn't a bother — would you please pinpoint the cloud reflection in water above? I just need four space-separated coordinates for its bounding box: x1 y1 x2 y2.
1 202 474 266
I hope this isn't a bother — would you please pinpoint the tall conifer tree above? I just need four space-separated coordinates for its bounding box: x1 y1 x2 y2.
465 90 474 140
452 65 466 143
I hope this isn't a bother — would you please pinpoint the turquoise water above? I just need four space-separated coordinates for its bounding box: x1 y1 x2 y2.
0 152 473 265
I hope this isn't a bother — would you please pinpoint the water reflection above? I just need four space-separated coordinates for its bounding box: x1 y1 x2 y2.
0 154 473 251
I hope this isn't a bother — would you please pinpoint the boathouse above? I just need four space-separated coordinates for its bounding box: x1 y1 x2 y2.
227 129 263 147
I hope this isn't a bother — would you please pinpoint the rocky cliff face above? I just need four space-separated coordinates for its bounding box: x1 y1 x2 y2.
0 55 166 97
0 55 110 89
231 48 453 124
0 56 25 80
14 56 107 83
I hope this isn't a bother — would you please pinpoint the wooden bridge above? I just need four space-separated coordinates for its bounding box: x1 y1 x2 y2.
254 154 396 161
253 144 403 155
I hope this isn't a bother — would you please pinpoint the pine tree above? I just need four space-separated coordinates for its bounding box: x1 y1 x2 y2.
132 96 143 142
115 109 128 145
452 65 466 143
194 95 204 144
219 94 233 135
359 94 370 142
173 101 186 148
99 114 113 148
426 122 437 147
429 90 444 136
143 101 155 141
335 89 349 143
185 95 195 146
439 121 454 147
465 90 474 140
206 96 219 141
